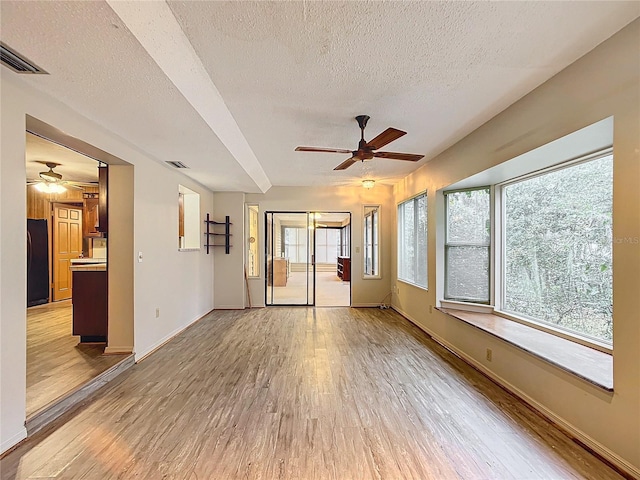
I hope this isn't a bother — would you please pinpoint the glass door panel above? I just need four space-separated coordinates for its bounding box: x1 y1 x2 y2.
265 212 314 306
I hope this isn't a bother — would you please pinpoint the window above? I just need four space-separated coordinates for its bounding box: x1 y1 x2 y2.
364 206 379 276
502 154 613 343
445 188 490 302
398 193 427 288
246 205 259 277
340 224 350 257
315 228 340 264
284 227 308 263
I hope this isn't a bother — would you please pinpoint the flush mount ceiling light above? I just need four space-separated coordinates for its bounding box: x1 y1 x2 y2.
362 179 375 189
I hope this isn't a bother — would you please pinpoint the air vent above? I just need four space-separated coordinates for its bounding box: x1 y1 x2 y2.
0 43 47 74
166 161 189 169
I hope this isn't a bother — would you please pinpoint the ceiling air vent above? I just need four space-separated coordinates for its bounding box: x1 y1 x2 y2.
166 161 189 169
0 43 48 74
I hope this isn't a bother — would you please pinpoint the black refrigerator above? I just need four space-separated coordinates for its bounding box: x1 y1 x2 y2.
27 218 49 306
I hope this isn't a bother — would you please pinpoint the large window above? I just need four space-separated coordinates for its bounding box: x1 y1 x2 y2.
284 227 308 263
503 154 613 343
398 193 427 288
364 206 379 276
315 228 340 264
445 188 490 302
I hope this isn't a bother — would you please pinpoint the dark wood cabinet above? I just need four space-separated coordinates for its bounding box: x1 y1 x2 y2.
97 166 108 234
72 270 107 342
337 256 351 282
83 194 100 237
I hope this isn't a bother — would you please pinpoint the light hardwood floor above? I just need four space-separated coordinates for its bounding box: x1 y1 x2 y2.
3 307 623 479
27 300 129 417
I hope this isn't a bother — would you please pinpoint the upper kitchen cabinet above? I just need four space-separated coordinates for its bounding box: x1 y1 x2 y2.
97 166 108 235
83 193 100 237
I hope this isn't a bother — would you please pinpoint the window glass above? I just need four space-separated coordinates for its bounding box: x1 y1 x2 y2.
247 205 259 276
503 155 613 342
364 206 379 276
397 194 427 288
445 189 490 302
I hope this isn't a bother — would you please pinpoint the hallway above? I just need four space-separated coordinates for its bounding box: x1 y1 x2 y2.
2 307 622 479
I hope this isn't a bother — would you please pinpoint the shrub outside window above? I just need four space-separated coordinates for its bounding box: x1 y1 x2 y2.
502 154 613 343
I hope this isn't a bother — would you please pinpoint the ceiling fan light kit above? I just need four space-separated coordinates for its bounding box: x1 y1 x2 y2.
295 115 424 171
362 179 375 189
34 182 66 194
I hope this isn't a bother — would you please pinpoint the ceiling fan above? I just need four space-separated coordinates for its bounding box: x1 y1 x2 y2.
295 115 424 170
27 161 96 192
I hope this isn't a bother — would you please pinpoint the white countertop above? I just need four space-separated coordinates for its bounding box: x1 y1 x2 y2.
70 258 107 265
70 260 107 271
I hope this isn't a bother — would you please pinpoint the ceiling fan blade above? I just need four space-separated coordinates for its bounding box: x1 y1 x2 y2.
373 151 424 162
366 128 406 150
64 183 84 190
333 157 358 171
296 146 352 154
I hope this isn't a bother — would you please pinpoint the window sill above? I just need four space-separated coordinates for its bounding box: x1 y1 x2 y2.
397 278 428 291
437 307 613 392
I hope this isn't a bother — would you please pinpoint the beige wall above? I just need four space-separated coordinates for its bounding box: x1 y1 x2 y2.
213 192 246 309
392 20 640 474
244 185 394 307
0 73 215 452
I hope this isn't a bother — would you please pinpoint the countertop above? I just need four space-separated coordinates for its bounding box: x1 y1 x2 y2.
70 260 107 271
70 258 107 264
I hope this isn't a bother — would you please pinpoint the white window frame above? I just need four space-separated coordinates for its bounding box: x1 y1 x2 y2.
363 205 381 279
246 204 260 277
397 192 428 289
443 187 491 303
440 148 613 353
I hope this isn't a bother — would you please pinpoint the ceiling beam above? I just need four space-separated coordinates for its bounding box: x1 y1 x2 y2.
106 0 272 193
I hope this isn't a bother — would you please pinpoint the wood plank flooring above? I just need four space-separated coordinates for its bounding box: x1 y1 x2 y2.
27 300 129 417
3 307 623 479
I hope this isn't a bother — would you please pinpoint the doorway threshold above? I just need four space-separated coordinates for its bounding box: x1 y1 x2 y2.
26 354 134 436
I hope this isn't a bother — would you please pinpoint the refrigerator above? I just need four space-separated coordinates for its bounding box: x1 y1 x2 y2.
27 218 49 307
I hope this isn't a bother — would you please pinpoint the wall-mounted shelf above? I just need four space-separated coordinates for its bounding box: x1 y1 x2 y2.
204 214 232 254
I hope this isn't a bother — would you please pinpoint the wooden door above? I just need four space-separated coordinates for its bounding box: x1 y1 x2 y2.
52 204 83 301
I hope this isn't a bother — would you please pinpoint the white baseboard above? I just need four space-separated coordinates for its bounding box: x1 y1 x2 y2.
135 309 212 362
391 305 640 479
214 305 245 310
1 427 27 455
351 303 382 308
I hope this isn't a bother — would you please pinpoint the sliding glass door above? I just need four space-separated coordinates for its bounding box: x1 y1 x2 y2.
265 212 315 306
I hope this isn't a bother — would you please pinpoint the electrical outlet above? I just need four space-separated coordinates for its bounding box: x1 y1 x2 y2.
155 308 160 318
486 348 492 362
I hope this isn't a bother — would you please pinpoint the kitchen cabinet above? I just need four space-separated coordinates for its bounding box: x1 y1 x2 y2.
83 194 101 237
72 268 107 343
97 166 108 234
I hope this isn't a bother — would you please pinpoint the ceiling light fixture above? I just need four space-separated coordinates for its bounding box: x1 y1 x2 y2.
34 182 66 194
362 179 375 189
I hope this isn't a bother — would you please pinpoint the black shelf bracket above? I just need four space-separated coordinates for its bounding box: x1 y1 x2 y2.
204 214 232 254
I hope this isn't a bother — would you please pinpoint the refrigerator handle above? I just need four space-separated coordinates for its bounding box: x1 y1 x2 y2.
27 230 32 274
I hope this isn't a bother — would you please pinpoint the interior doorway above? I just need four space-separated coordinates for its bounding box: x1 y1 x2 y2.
24 116 134 425
265 211 351 307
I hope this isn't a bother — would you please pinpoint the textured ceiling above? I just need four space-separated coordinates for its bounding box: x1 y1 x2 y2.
26 133 99 184
2 1 639 192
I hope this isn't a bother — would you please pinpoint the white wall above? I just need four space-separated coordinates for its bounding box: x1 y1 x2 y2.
244 185 394 307
392 20 640 474
0 73 215 453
